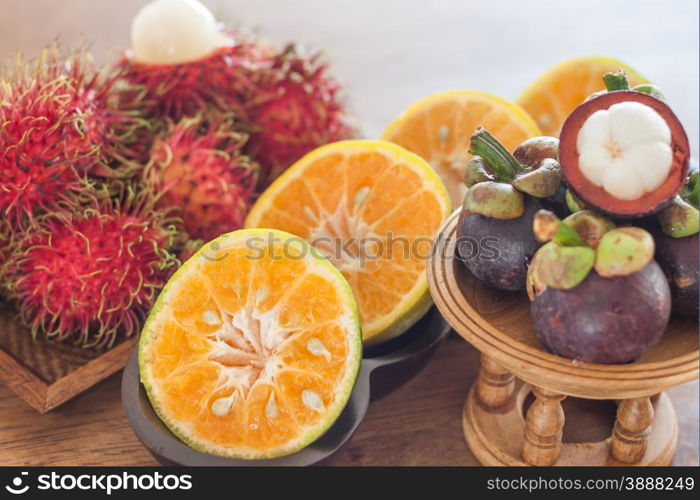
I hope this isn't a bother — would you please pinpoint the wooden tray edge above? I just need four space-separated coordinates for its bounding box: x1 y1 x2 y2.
0 336 138 413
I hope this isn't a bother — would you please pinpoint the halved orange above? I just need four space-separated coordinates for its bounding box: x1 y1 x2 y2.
245 140 451 346
381 90 541 206
139 229 362 459
518 56 648 136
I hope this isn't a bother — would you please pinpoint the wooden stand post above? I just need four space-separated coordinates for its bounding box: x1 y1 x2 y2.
610 397 654 463
477 355 514 408
522 387 566 465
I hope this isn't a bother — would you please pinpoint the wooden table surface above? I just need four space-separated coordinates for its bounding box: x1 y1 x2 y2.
0 0 698 466
0 334 697 466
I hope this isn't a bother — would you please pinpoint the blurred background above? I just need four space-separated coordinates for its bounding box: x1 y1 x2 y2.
0 0 697 150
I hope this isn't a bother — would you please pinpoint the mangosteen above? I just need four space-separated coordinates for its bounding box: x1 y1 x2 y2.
458 196 542 291
457 128 562 291
531 261 670 364
653 168 699 317
527 210 671 363
655 232 698 318
513 136 569 217
559 70 690 218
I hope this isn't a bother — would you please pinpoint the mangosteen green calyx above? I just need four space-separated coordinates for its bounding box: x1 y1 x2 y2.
527 209 671 364
559 70 690 218
655 167 699 317
464 128 562 200
457 128 562 291
585 70 667 102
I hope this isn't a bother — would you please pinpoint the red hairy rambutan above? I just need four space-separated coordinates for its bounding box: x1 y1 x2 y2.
0 47 148 232
3 186 179 347
119 0 353 188
244 45 354 188
148 115 259 242
116 40 271 121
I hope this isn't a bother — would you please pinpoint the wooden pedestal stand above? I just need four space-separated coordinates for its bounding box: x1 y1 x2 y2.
428 211 699 466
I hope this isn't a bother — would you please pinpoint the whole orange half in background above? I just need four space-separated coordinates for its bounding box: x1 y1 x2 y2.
518 56 648 136
245 140 451 346
139 229 362 459
381 90 541 206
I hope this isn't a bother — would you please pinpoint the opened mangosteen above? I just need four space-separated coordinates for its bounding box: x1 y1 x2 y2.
527 210 671 363
654 166 699 317
559 70 690 218
457 128 562 291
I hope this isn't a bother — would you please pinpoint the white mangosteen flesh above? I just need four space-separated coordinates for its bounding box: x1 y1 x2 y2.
576 101 672 201
131 0 229 65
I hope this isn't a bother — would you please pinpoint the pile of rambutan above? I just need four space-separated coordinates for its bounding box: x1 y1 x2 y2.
0 46 179 347
0 0 353 348
116 0 354 237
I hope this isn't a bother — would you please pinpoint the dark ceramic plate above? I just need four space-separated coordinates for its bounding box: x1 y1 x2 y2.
121 307 451 466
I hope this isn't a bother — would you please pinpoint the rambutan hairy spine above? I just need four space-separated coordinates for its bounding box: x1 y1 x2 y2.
147 113 260 242
244 44 355 188
0 45 152 233
4 184 180 347
115 38 272 121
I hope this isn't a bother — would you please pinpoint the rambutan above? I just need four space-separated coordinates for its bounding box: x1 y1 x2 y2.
147 114 259 242
3 186 179 347
244 45 354 188
116 42 270 121
116 0 271 120
0 47 148 232
117 0 353 188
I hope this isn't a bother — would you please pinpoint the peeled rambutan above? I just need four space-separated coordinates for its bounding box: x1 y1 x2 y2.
116 0 271 120
147 114 259 242
0 47 148 232
244 45 354 188
3 186 179 347
118 0 353 187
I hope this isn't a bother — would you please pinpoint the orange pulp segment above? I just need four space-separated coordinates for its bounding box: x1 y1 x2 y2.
381 90 541 206
245 140 452 346
517 56 648 136
139 229 362 459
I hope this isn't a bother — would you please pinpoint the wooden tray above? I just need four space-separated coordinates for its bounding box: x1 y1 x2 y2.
0 302 136 413
121 307 451 466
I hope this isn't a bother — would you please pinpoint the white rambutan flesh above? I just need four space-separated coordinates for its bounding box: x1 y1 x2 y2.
130 0 229 65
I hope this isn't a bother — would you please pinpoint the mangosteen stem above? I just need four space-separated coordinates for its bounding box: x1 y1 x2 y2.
603 70 630 91
553 223 586 246
469 127 524 182
533 210 585 246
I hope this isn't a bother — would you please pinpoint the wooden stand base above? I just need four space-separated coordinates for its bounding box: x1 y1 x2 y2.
463 380 678 466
